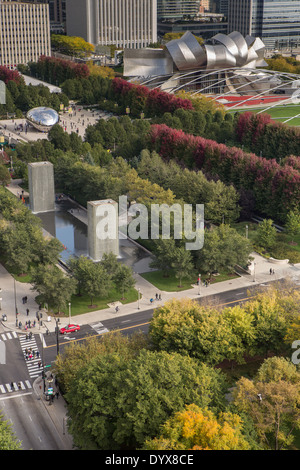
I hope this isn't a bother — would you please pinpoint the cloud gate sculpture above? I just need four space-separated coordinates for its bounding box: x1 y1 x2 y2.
26 107 59 132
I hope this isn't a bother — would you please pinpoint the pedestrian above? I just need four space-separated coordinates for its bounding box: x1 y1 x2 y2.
150 298 154 304
155 293 158 300
56 391 59 399
22 296 25 304
24 296 27 303
115 306 119 313
26 308 29 316
272 268 275 274
270 268 272 275
158 294 162 301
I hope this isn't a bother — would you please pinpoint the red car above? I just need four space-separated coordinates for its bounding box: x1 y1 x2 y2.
60 324 80 335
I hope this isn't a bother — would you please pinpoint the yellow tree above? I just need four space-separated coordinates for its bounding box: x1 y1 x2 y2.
86 61 115 78
233 357 300 450
143 404 250 450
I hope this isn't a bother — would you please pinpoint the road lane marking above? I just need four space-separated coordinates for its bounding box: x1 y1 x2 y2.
0 392 32 401
43 294 265 349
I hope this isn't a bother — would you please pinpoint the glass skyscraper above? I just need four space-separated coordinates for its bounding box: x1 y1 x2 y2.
228 0 300 48
157 0 201 19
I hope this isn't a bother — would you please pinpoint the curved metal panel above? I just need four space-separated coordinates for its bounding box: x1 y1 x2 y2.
166 31 206 70
26 107 59 132
212 33 239 60
205 44 236 69
228 31 248 66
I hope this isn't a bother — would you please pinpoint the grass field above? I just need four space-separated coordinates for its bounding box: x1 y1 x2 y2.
140 269 239 292
228 102 300 126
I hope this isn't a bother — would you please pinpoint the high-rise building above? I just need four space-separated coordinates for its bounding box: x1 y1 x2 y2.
0 0 51 69
65 0 157 49
228 0 300 49
157 0 201 19
31 0 66 33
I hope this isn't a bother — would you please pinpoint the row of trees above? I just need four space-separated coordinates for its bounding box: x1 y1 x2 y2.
4 79 69 115
53 286 300 450
149 123 300 222
51 34 94 58
235 111 300 161
0 187 63 276
30 253 135 313
20 55 90 85
150 287 300 365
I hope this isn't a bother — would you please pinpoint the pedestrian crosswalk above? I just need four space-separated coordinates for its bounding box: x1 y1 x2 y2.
1 331 18 341
19 334 42 379
90 321 109 335
0 380 32 395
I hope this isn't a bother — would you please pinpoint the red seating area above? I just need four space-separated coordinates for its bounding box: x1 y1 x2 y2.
217 95 288 108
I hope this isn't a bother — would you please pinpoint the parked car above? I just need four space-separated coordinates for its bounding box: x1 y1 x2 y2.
60 324 80 334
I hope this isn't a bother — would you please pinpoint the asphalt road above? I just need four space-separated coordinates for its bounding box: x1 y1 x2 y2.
41 281 275 363
0 279 287 450
0 392 64 450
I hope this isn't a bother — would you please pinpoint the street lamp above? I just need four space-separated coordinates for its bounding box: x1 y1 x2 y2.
55 318 60 355
14 278 18 327
137 288 140 310
245 225 248 239
198 274 201 295
68 302 71 325
253 262 256 282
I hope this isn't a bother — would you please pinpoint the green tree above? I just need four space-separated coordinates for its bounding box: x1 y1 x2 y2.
30 264 77 314
256 218 277 250
112 264 135 299
233 357 300 450
66 349 227 450
53 332 148 394
150 238 177 276
0 164 11 186
81 260 112 306
285 209 300 243
196 224 252 275
0 413 22 450
171 246 194 287
1 224 35 275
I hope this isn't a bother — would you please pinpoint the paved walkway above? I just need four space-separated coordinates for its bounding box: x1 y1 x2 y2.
0 105 113 146
1 251 300 334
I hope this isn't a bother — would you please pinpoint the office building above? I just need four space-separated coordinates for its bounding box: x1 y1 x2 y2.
0 0 51 69
66 0 157 49
228 0 300 49
157 0 201 19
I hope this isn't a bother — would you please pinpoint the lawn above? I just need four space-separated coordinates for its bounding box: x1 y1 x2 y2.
230 221 300 263
38 286 139 317
228 103 300 126
140 269 239 292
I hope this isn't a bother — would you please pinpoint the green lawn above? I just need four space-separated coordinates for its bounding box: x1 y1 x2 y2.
228 103 300 126
140 269 239 292
38 286 139 317
230 221 300 263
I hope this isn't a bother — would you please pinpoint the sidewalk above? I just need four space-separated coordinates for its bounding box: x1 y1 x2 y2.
32 374 73 450
1 253 299 451
1 252 300 334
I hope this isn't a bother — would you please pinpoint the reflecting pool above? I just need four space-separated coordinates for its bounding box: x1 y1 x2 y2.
36 198 154 272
